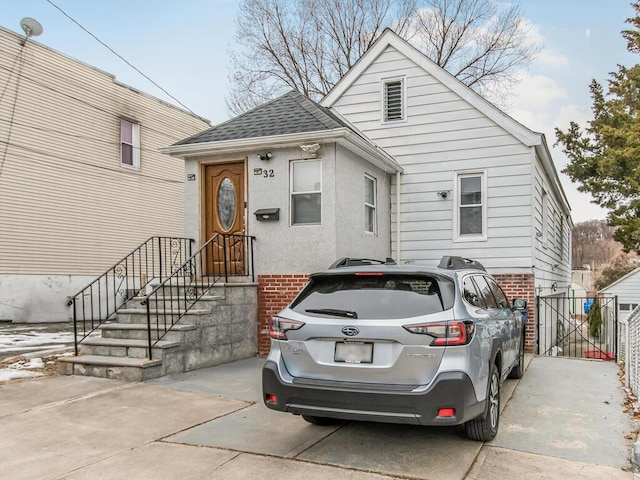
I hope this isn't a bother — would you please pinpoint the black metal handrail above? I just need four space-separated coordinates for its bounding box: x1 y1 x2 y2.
68 236 194 354
140 233 256 358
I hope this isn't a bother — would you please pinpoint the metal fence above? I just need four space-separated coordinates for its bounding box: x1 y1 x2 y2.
625 305 640 395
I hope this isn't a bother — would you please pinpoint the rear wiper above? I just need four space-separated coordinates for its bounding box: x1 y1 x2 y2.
305 308 358 319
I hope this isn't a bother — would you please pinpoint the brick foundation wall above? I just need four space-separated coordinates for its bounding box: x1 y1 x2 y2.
493 273 536 352
257 272 537 355
258 274 309 356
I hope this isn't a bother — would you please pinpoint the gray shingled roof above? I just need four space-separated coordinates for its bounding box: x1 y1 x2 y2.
174 90 353 145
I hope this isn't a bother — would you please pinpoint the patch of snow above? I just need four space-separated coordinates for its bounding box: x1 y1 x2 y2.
0 369 43 382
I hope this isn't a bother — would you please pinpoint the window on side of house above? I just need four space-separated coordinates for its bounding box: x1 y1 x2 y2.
291 160 321 225
383 78 404 122
364 174 377 234
120 119 140 170
542 189 549 246
457 172 485 239
620 304 631 311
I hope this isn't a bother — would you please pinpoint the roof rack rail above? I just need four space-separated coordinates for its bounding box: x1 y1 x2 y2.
329 257 396 269
438 256 485 271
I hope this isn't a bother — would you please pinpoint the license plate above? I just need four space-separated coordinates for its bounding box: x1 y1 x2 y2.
334 342 373 363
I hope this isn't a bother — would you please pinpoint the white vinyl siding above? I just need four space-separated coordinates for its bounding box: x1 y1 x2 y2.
331 45 533 271
0 27 208 275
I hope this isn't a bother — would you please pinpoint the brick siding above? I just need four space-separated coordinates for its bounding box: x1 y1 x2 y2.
493 273 536 352
258 274 309 356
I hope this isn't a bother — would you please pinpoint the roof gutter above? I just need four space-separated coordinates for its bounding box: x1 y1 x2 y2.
533 134 572 223
160 127 403 174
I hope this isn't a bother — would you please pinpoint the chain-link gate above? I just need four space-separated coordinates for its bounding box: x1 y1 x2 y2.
536 295 618 360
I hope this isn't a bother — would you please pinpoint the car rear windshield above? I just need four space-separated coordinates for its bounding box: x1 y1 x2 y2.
290 273 455 320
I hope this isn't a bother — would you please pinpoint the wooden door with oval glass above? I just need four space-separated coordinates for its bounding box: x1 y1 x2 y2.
204 162 245 275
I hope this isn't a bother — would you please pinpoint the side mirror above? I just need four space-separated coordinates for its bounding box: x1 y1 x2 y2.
513 299 527 310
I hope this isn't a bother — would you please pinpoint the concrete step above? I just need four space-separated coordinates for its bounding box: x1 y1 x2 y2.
58 354 163 381
126 295 222 309
79 337 180 358
99 322 197 342
115 308 210 324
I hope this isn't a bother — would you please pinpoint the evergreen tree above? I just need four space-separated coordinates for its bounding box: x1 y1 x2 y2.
556 2 640 254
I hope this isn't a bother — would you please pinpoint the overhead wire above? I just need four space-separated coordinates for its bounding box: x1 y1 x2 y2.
0 139 185 185
0 46 27 179
44 0 209 125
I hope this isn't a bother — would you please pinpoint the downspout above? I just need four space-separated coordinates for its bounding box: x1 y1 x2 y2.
396 171 401 263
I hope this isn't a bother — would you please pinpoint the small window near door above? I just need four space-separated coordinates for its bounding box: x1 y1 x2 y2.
364 174 377 234
291 160 321 225
120 119 140 170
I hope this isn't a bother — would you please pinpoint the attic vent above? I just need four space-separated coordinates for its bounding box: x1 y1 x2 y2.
383 79 404 121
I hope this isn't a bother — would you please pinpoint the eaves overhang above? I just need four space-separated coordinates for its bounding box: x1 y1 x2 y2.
160 128 403 174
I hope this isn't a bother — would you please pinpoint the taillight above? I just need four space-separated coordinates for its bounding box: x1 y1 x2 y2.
269 316 305 340
403 320 474 346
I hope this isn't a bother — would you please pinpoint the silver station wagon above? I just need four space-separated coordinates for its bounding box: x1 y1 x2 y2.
262 256 527 441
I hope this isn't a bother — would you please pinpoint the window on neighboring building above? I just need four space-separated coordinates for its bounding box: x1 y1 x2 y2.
364 174 377 234
291 160 321 225
383 78 404 122
120 119 140 170
621 303 639 311
457 172 485 238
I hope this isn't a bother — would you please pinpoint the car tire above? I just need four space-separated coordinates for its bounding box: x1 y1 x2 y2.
508 336 525 379
301 414 336 426
465 363 500 441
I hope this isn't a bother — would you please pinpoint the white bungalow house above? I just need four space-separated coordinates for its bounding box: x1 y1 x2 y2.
164 29 572 355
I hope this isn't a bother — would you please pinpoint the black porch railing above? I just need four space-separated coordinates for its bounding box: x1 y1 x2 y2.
141 233 255 358
68 237 194 354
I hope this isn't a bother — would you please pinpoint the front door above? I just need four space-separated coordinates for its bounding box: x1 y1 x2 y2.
204 162 245 275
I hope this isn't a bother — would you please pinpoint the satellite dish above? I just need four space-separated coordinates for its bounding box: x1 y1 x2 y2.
20 17 43 38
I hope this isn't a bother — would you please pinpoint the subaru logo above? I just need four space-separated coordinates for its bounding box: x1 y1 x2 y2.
341 326 360 337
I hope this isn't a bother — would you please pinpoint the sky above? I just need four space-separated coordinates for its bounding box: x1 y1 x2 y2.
2 0 638 224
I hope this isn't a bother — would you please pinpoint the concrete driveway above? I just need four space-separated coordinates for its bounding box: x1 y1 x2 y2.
0 356 634 479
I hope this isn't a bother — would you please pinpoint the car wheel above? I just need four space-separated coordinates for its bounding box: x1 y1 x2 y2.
465 363 500 441
508 336 525 379
301 414 336 426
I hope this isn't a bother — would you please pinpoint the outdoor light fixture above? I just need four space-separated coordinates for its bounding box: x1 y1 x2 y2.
258 152 273 161
437 191 449 199
300 143 320 158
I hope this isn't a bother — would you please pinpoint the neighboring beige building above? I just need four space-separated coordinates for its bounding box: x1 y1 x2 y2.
0 26 209 322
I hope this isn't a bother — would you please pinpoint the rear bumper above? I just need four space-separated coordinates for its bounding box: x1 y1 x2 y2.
262 360 484 426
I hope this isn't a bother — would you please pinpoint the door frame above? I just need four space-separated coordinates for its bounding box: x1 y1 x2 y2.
199 157 248 248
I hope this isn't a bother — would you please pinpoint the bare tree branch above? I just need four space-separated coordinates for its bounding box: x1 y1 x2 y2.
227 0 538 115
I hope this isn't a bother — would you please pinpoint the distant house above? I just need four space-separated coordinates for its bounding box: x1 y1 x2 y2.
599 268 640 323
0 26 209 322
166 29 572 354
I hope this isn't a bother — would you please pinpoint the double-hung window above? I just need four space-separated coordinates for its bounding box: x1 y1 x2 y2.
364 174 377 234
291 160 321 225
383 78 404 122
456 172 486 239
120 119 140 170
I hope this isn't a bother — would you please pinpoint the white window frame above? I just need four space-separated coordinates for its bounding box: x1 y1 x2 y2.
381 77 406 124
290 159 322 226
454 170 487 242
120 119 140 170
364 174 377 235
542 189 549 248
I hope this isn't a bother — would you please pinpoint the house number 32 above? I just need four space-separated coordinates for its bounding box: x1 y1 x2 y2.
263 169 274 178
